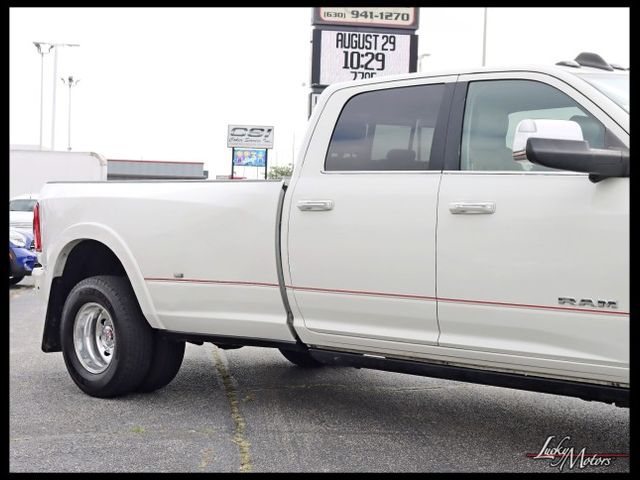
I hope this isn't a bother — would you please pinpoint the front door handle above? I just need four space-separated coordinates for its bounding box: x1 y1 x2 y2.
449 202 496 214
297 200 334 211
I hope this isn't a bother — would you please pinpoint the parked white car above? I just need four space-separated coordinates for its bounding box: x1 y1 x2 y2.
9 193 39 234
33 53 628 406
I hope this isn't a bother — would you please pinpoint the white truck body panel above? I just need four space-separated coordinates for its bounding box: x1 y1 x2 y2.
9 149 107 199
287 172 440 343
38 180 294 341
437 173 628 367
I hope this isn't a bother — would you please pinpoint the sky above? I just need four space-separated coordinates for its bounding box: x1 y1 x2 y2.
9 7 629 178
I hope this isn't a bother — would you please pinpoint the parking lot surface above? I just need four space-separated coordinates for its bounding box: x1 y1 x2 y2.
10 279 630 472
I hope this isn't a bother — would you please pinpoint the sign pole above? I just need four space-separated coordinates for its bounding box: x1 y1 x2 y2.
264 150 268 180
230 147 235 179
482 7 488 67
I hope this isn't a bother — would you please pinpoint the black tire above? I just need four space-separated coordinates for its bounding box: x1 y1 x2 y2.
60 275 154 398
279 348 325 368
9 275 24 285
136 333 185 393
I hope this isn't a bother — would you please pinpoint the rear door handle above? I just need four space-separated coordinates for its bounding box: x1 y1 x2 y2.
449 202 496 214
297 200 334 211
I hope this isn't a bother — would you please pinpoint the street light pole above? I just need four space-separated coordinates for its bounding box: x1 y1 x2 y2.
482 7 488 67
51 46 59 149
33 42 53 150
48 42 80 150
61 76 80 151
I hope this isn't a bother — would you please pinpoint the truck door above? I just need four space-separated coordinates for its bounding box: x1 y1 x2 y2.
435 73 629 383
285 77 455 349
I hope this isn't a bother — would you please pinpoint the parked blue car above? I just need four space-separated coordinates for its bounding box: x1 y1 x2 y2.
9 229 36 285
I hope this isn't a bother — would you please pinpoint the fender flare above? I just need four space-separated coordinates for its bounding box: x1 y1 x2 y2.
46 222 163 329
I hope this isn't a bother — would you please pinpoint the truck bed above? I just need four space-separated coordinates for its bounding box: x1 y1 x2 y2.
38 180 295 342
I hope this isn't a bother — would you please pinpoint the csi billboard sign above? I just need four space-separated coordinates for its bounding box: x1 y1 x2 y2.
313 7 419 30
227 125 274 149
312 29 417 85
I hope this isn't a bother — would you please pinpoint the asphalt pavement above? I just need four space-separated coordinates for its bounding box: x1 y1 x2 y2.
9 278 630 472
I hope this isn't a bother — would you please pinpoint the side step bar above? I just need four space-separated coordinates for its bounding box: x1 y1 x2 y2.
309 349 629 408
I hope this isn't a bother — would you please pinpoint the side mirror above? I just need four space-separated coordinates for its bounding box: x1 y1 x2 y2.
512 119 629 181
512 119 583 161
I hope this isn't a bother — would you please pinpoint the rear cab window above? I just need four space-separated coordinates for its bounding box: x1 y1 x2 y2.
325 83 447 171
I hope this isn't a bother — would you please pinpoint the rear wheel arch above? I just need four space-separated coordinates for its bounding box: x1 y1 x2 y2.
42 239 157 352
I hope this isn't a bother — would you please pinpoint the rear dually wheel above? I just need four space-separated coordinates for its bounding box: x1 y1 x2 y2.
60 275 154 398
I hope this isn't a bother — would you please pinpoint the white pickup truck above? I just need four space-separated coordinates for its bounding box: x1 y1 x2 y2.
34 53 629 406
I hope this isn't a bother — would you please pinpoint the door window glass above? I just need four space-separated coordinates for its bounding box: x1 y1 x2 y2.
325 84 445 171
461 80 623 172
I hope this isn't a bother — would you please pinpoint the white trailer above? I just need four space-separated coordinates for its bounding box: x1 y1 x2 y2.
9 148 108 199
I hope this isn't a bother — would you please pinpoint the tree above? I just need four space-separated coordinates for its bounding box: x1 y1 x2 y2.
267 163 294 179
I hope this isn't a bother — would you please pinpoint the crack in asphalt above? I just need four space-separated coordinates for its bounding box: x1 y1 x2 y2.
198 447 214 471
212 347 252 473
10 426 226 443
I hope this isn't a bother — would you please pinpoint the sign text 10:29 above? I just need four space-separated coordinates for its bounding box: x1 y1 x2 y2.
318 30 413 84
338 32 396 79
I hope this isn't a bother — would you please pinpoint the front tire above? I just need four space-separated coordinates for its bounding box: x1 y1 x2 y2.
60 275 154 398
10 275 24 285
279 348 325 368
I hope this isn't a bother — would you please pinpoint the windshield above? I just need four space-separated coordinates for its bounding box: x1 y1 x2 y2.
575 72 629 112
9 199 37 212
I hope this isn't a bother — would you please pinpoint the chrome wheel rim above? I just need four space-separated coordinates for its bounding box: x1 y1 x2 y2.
73 302 116 374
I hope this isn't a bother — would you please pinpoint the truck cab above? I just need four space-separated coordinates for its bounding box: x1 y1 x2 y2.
286 59 628 383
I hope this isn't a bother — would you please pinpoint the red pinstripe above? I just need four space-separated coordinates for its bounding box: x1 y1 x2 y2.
144 277 279 288
144 277 629 316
